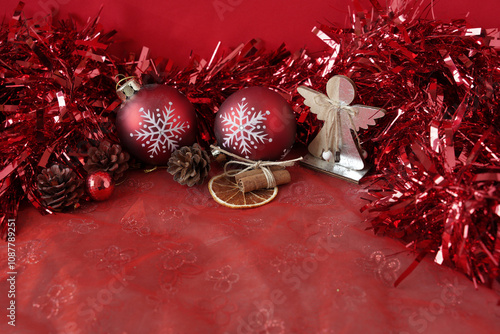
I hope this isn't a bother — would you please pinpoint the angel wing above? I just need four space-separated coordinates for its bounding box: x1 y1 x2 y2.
349 105 385 132
297 86 330 121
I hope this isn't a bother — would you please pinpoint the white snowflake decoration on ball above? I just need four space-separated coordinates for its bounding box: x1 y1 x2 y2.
130 102 190 159
219 97 272 159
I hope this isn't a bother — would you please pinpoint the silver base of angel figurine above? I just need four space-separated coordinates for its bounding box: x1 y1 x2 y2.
300 154 371 184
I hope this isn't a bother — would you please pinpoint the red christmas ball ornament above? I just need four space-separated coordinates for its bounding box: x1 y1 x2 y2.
86 171 114 201
214 87 296 160
116 82 197 165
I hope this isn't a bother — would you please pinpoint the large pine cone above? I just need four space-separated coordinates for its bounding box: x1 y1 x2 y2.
37 164 84 211
85 141 130 180
167 143 211 187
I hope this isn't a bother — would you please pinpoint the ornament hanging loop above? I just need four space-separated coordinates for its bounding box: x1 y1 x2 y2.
115 74 141 101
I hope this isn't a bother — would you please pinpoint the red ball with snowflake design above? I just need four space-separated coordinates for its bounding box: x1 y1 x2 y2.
214 87 296 161
116 84 197 165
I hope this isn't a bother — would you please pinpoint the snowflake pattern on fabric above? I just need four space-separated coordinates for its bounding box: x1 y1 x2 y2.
130 102 190 158
219 97 271 158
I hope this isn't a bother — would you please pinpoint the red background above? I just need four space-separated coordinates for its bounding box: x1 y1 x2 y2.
2 0 499 66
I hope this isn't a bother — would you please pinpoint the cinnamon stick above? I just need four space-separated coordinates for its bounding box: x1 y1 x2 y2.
234 165 284 184
237 168 291 193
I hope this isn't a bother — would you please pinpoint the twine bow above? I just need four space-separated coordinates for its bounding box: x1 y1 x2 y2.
314 94 360 161
210 145 302 189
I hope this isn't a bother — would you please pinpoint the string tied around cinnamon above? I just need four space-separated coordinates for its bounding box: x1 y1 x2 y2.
210 145 302 190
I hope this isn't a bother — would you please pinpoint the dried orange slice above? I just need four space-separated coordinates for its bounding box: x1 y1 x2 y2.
208 174 278 209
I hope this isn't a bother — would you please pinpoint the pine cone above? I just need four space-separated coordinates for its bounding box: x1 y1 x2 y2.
167 144 211 187
37 164 84 211
85 141 130 180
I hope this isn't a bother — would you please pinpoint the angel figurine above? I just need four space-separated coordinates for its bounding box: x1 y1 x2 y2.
297 75 385 182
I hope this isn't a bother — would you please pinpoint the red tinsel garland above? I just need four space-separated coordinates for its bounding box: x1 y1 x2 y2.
1 0 499 287
340 1 499 287
0 2 123 237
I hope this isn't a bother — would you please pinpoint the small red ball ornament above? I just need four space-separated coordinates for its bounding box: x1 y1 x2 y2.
86 171 114 201
116 84 197 165
214 87 296 160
